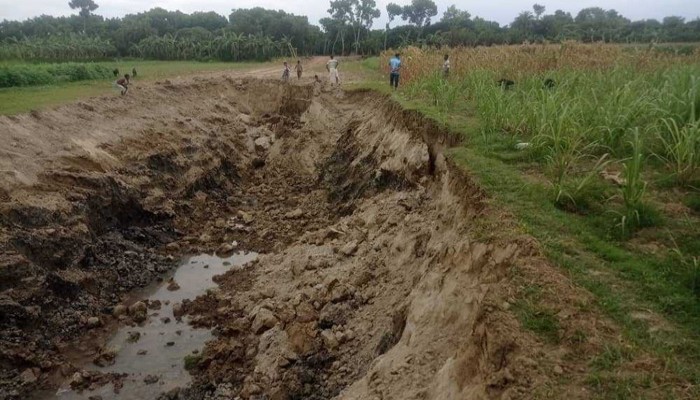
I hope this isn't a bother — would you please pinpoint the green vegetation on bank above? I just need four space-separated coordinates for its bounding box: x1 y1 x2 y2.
0 62 113 88
0 60 262 115
349 54 700 397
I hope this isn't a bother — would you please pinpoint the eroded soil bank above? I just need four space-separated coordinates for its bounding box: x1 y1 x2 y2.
2 77 571 399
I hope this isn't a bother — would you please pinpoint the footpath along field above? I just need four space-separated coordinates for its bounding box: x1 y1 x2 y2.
370 43 700 397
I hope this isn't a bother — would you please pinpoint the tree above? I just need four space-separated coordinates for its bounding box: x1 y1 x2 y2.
69 0 99 32
533 4 545 20
328 0 380 54
401 0 438 39
441 5 471 28
385 3 403 50
69 0 98 18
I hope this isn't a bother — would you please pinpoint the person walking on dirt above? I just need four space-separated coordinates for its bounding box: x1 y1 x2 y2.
389 53 401 90
443 54 450 78
327 55 340 85
115 74 130 96
295 60 303 80
282 61 291 82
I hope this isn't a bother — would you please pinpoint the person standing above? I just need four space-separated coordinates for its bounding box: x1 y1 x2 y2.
389 53 401 90
443 54 450 78
327 55 340 85
295 60 303 80
282 61 291 82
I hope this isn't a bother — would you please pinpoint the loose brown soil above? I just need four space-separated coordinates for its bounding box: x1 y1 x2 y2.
0 74 679 400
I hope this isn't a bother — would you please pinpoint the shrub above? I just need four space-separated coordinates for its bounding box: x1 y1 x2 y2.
0 62 113 88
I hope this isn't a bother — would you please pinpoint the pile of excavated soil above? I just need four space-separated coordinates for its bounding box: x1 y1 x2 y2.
1 76 635 400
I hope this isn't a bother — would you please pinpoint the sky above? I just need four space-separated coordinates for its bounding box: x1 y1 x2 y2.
1 0 699 28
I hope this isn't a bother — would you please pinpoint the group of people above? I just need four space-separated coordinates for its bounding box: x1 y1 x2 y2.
281 56 340 86
282 53 451 90
388 53 451 90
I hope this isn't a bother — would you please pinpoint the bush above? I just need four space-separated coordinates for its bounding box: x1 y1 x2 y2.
0 63 113 88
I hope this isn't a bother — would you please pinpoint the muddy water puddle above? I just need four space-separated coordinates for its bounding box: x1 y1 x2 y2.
54 251 258 400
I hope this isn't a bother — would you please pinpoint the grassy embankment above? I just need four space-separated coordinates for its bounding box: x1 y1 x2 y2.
0 60 263 115
348 45 700 398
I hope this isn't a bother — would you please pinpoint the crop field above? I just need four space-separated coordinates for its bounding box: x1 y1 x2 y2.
373 43 700 397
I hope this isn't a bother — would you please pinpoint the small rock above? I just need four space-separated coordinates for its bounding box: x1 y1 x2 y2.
87 317 101 328
148 300 162 310
321 330 339 350
217 242 235 256
172 302 184 318
19 368 38 384
553 365 564 375
137 350 148 356
285 208 303 219
161 317 171 324
254 136 272 152
127 331 141 343
167 279 180 291
341 241 358 256
238 210 255 224
133 311 147 323
166 341 175 347
344 329 355 341
129 301 147 315
143 374 159 384
70 372 84 387
113 305 127 317
251 308 278 334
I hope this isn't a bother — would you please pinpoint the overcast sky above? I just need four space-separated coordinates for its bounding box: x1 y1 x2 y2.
1 1 699 27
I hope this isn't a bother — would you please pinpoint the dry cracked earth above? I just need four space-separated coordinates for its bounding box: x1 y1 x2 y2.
0 75 627 400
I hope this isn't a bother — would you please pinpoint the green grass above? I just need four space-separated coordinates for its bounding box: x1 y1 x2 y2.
345 58 700 396
0 60 265 115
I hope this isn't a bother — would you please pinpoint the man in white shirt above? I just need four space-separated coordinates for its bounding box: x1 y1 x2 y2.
326 55 340 85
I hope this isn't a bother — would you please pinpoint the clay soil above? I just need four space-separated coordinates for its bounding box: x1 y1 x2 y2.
0 73 662 400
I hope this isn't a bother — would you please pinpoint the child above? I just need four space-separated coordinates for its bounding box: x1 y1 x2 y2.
326 55 340 85
294 60 303 80
282 61 291 82
443 54 450 78
115 74 130 96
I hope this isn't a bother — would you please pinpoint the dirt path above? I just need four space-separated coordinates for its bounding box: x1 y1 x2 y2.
0 70 660 399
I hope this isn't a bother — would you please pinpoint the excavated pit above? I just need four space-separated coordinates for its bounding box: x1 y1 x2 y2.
0 78 543 400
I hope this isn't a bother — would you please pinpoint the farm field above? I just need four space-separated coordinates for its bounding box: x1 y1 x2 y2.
0 60 266 115
0 43 699 400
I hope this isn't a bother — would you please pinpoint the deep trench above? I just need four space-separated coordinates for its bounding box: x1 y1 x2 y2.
0 79 509 400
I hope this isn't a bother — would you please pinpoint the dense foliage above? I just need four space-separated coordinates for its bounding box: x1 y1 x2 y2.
0 2 699 62
0 62 112 87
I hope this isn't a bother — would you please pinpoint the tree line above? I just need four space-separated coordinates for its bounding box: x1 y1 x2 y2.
1 0 699 62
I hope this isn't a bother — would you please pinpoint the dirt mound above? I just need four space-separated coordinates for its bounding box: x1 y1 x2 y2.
0 77 618 400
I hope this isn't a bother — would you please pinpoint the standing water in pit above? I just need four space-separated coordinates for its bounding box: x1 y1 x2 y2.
53 251 258 400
